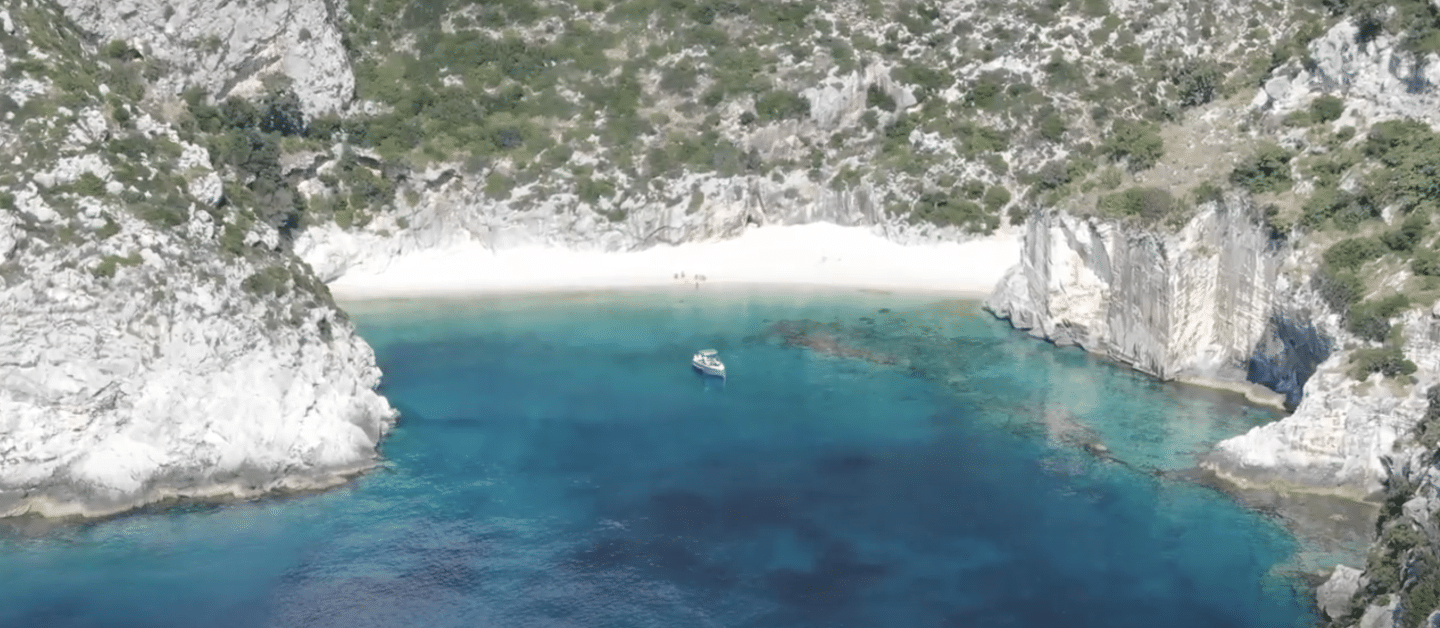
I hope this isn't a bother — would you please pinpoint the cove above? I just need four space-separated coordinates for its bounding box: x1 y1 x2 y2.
0 287 1328 627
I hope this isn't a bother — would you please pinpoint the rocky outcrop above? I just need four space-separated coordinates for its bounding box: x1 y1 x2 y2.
985 196 1295 386
982 199 1440 502
0 6 392 517
1204 299 1440 502
0 194 396 517
54 0 354 116
1256 18 1440 127
1318 564 1364 620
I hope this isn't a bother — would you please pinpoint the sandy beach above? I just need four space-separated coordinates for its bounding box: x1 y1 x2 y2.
327 223 1020 299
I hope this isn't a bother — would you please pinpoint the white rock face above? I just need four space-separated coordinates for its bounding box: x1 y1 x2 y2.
0 201 396 516
1317 564 1364 620
54 0 354 116
986 198 1280 383
1257 19 1440 127
1208 300 1440 496
0 217 395 516
987 203 1440 500
0 64 392 516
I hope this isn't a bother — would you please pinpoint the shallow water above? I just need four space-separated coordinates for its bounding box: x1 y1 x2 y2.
0 287 1325 627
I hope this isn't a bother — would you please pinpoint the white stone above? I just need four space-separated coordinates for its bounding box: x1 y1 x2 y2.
1317 565 1364 620
55 0 355 116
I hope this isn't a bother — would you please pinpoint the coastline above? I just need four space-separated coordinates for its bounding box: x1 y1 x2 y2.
1174 375 1291 412
326 223 1020 300
0 459 380 520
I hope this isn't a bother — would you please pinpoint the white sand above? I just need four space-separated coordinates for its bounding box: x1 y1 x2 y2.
328 222 1020 300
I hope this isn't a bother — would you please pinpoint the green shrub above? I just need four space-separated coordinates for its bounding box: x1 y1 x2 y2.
1402 553 1440 625
908 190 998 233
1382 212 1428 252
1299 186 1372 230
1347 294 1411 342
965 73 1006 110
754 90 810 122
136 200 189 228
577 176 615 204
1310 94 1345 123
1349 346 1417 379
1259 203 1291 239
1364 119 1440 211
1097 186 1173 220
659 62 698 93
96 217 120 239
1039 111 1066 142
893 62 951 102
483 172 513 198
1101 119 1164 172
866 84 896 112
983 185 1011 212
1191 180 1224 205
90 252 142 280
1282 110 1312 127
1322 236 1386 272
242 265 292 297
1413 248 1440 276
70 172 107 197
1316 268 1365 312
1229 143 1294 194
1168 59 1224 107
92 257 117 279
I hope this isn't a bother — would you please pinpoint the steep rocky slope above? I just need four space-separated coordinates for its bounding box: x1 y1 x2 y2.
987 10 1440 625
290 0 1325 275
12 0 1440 623
0 2 394 517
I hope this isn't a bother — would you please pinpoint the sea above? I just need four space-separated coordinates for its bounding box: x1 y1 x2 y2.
0 287 1359 627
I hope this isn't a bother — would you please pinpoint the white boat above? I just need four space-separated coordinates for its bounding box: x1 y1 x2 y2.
692 349 726 378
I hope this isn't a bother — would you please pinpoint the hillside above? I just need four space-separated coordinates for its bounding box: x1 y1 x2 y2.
7 0 1440 624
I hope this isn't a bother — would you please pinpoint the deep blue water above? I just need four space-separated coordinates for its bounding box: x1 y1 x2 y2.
0 288 1321 627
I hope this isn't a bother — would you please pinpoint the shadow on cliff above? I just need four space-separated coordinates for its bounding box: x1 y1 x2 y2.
1246 312 1333 410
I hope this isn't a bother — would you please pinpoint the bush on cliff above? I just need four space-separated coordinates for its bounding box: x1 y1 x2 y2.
1365 119 1440 211
1096 186 1173 220
1382 212 1429 252
1413 248 1440 276
1418 385 1440 448
1322 236 1387 272
1315 268 1365 314
1349 346 1417 379
1346 294 1410 342
1168 58 1224 107
1229 143 1294 194
1100 119 1164 172
1310 94 1345 123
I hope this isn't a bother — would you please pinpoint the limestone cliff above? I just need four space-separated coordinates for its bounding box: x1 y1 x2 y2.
986 15 1440 626
0 1 394 517
985 197 1288 388
988 200 1440 501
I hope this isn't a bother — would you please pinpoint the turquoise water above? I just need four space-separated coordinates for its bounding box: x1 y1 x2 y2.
0 287 1319 627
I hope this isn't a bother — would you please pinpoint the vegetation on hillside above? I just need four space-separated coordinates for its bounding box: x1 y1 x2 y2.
0 0 337 317
322 0 1329 232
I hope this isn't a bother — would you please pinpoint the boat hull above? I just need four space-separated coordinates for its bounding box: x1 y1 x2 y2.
692 362 726 378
